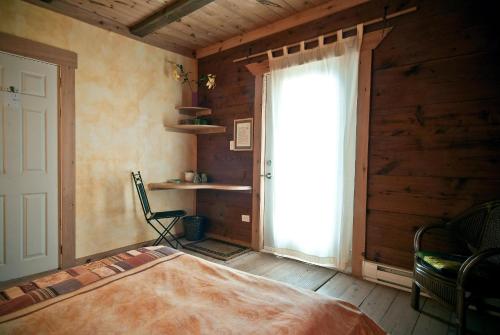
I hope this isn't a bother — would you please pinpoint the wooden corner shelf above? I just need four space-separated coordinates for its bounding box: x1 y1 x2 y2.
164 124 226 134
175 106 212 117
148 182 251 191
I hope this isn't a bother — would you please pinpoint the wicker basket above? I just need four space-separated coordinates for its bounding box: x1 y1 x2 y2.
182 216 206 241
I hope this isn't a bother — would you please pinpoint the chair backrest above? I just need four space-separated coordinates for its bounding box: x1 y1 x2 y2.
131 171 151 217
480 205 500 250
451 200 500 253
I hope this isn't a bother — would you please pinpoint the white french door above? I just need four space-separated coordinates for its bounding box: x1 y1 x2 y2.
0 51 59 281
261 35 360 271
261 71 347 268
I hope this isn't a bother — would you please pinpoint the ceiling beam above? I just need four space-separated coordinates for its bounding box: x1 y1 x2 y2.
196 0 370 59
130 0 216 37
22 0 195 58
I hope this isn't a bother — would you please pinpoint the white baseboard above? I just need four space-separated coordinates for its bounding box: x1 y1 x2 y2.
362 259 413 292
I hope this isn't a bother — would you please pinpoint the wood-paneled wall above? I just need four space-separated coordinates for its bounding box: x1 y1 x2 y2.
196 63 255 243
197 0 500 269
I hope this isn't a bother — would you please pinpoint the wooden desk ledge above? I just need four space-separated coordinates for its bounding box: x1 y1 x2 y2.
148 182 252 191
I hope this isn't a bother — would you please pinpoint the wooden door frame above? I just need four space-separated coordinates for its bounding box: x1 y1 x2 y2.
246 28 391 277
0 32 77 269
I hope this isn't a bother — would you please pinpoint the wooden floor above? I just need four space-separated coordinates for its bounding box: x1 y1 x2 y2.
181 245 498 335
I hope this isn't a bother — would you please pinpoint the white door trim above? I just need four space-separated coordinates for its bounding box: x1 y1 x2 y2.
0 32 77 271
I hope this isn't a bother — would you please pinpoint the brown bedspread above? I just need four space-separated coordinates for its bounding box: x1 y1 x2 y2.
0 249 385 334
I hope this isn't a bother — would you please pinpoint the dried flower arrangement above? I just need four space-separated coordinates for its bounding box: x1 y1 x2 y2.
170 62 215 106
172 63 216 92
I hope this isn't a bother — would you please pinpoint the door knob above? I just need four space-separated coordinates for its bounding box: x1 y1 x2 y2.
260 172 272 179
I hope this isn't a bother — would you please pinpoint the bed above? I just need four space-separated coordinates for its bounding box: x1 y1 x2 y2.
0 246 384 334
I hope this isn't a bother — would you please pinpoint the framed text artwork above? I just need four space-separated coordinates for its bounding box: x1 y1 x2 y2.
234 118 253 151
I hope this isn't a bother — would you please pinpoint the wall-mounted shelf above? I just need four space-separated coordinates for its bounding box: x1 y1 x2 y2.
168 106 223 134
176 106 212 117
148 182 251 191
164 124 226 134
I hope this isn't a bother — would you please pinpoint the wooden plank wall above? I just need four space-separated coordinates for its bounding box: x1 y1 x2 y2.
197 0 500 269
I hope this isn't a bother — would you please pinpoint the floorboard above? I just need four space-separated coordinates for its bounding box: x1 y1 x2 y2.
316 272 356 298
316 272 376 306
413 299 452 335
379 291 424 335
226 252 283 275
265 259 336 290
226 252 337 290
360 284 399 323
338 277 376 306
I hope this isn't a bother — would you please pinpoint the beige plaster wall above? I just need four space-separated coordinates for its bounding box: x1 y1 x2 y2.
0 0 197 258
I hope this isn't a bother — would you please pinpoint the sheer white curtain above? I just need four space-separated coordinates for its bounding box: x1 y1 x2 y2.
263 26 362 272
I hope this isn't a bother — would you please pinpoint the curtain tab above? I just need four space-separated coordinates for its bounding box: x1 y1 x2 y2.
300 41 306 51
283 46 289 56
318 36 324 47
337 30 343 42
267 50 274 60
357 24 364 41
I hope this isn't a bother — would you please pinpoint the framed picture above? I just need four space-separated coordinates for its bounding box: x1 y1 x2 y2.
234 118 253 151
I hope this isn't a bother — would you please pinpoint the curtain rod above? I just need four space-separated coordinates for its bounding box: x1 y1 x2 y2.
233 6 417 63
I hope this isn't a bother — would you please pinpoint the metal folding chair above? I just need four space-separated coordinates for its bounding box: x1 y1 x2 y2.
131 171 186 248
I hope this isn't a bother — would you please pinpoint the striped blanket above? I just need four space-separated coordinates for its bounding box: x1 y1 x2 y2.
0 246 178 317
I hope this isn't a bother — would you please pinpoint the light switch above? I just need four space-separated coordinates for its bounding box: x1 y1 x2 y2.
230 140 235 150
241 214 250 222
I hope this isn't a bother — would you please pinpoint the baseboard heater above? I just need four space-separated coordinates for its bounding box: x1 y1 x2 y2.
362 260 413 292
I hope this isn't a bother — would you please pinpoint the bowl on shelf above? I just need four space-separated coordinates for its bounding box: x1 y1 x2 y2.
179 118 195 125
178 118 211 125
193 118 210 125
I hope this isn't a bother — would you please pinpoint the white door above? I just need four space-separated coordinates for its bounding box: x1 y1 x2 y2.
0 52 58 281
262 42 360 271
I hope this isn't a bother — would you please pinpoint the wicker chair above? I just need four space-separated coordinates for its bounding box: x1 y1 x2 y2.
411 200 500 335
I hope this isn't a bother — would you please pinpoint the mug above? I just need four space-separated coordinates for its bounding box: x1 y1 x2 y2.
184 171 194 182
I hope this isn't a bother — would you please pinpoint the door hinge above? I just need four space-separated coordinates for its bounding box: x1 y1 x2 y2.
60 245 63 254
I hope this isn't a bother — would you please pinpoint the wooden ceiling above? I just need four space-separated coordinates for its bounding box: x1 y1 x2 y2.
24 0 364 58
